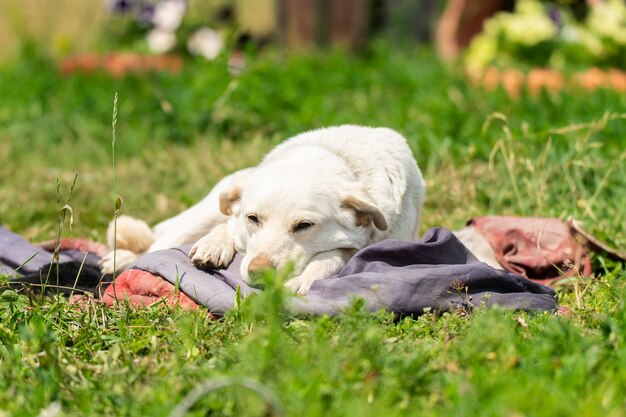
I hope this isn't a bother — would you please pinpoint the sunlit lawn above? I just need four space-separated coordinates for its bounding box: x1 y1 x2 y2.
1 43 625 416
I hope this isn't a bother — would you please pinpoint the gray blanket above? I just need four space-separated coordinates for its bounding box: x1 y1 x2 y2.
0 226 103 294
129 228 558 315
1 226 558 315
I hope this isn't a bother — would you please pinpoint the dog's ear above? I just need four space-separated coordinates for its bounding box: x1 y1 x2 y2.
219 170 252 215
219 185 242 216
341 194 388 231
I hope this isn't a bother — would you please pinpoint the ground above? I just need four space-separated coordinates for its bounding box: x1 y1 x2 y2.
0 42 625 416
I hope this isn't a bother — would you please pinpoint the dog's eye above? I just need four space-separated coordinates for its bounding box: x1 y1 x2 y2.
293 221 314 233
246 214 260 225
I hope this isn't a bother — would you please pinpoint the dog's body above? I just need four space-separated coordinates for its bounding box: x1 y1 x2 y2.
101 125 425 294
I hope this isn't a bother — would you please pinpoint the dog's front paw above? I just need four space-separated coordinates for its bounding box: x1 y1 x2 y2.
284 275 319 295
100 249 139 274
189 235 235 270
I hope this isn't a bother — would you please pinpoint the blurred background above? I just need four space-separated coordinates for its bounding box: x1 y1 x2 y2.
0 0 624 244
1 1 625 68
0 0 433 62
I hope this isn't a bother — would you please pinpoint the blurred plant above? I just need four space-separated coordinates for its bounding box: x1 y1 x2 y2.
465 0 626 76
105 0 228 59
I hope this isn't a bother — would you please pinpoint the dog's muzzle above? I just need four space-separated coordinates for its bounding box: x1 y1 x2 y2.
247 254 275 275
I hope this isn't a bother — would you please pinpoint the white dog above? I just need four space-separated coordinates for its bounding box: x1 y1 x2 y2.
101 125 425 294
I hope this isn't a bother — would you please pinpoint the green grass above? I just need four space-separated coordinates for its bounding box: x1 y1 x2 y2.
1 41 626 416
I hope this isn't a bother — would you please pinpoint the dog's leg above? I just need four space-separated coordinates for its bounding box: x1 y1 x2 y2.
100 216 154 274
147 207 227 252
99 190 226 274
147 168 255 251
100 173 239 274
189 223 236 270
284 249 353 295
147 175 235 251
148 198 227 251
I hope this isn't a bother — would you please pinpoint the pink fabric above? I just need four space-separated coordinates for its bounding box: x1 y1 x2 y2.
101 269 199 310
469 216 592 284
39 238 110 257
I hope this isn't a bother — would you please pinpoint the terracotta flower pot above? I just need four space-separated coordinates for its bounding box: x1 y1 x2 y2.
473 66 626 98
59 53 182 77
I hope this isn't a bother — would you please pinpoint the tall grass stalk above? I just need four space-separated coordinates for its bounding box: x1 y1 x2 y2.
109 92 123 301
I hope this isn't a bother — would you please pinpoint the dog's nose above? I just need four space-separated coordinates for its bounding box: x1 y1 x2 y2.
247 254 274 275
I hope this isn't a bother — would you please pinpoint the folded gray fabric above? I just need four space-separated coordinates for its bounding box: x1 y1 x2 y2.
130 228 558 316
0 225 558 315
0 226 103 294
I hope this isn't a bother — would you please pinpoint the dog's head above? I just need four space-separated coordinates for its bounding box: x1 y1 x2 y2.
220 167 388 281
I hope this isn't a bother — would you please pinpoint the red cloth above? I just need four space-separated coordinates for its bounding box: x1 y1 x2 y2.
101 269 199 310
469 216 592 284
39 238 110 257
50 238 200 311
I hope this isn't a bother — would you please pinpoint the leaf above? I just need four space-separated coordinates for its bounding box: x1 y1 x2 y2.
61 204 74 230
114 195 124 214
